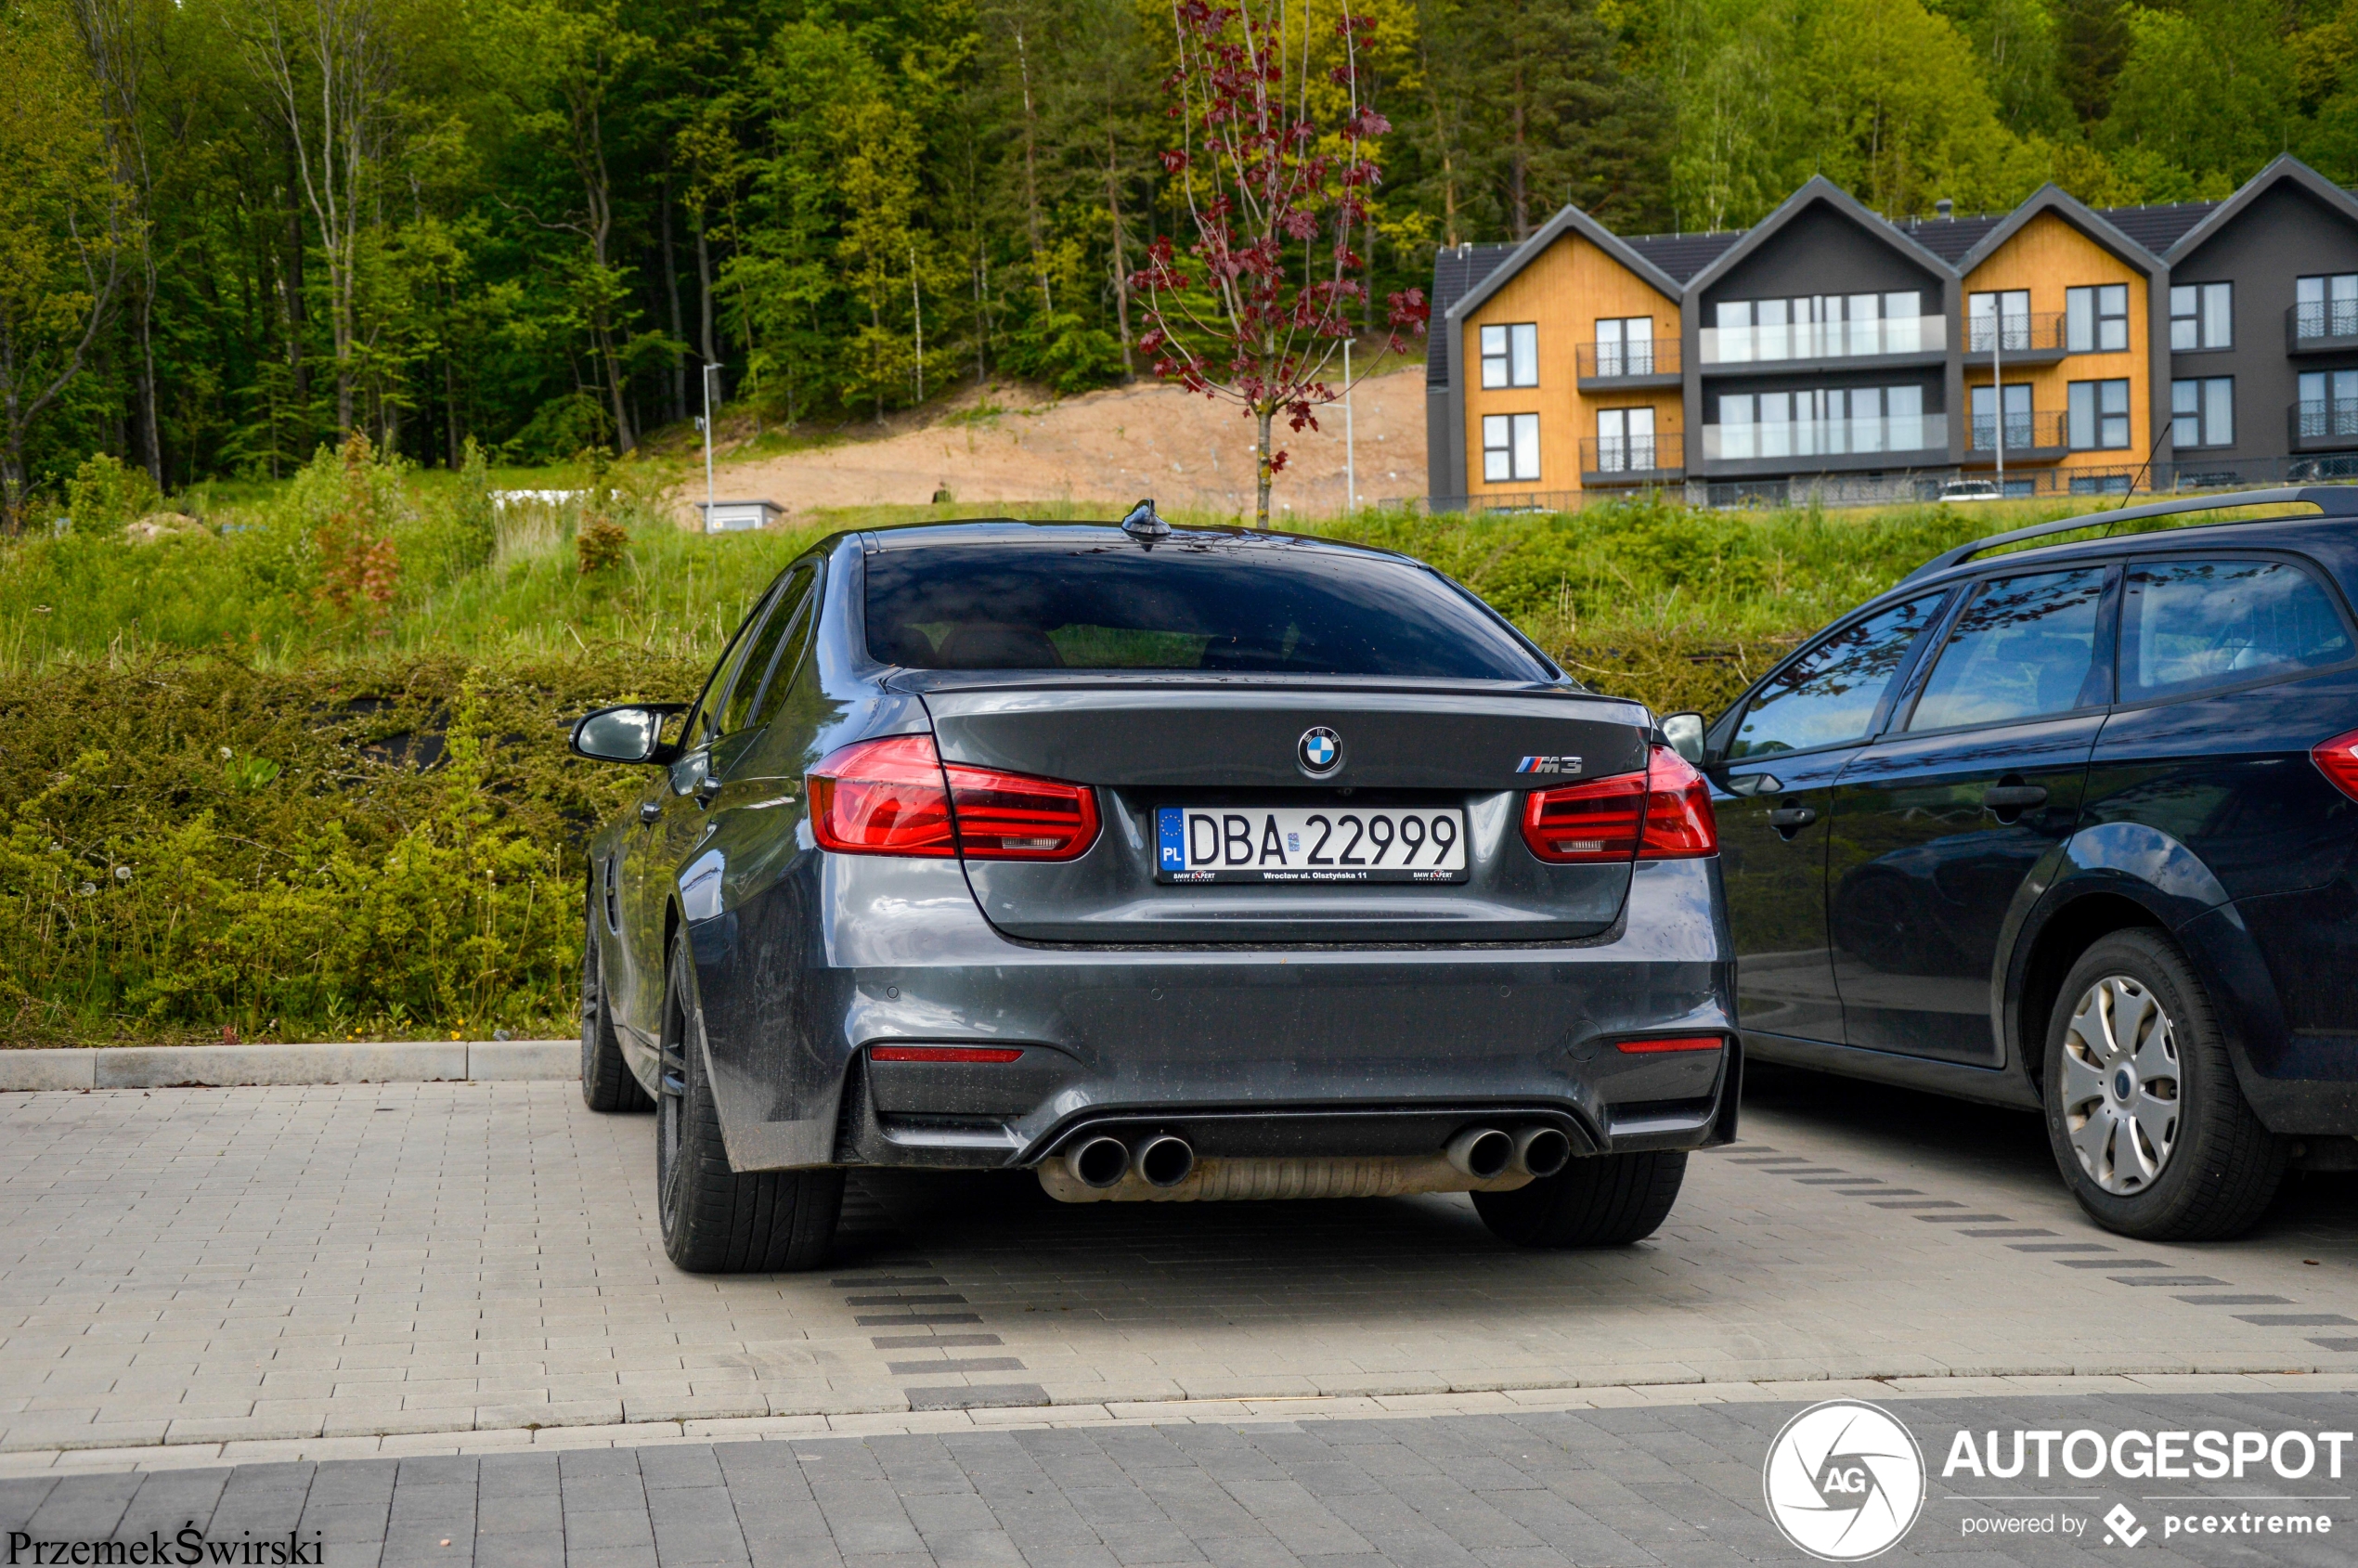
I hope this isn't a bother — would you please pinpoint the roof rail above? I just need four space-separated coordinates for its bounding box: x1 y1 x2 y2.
1898 486 2358 587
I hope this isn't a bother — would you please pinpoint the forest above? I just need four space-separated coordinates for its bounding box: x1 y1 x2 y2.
8 0 2358 517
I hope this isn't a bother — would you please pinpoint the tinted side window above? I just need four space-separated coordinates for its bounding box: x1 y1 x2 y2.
2120 558 2353 703
720 565 815 736
683 585 780 749
1729 593 1945 759
1909 567 2108 732
745 567 823 732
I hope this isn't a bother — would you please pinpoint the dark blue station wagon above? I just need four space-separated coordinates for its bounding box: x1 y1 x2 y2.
1682 488 2358 1241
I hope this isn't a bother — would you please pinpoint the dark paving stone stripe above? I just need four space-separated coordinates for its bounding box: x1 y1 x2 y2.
1872 1199 1963 1210
2112 1276 2230 1287
828 1276 945 1289
2236 1313 2358 1326
853 1312 982 1327
870 1333 1002 1349
2061 1258 2163 1268
2310 1337 2358 1351
1916 1213 2013 1224
2012 1242 2111 1252
883 1357 1027 1375
1963 1228 2054 1238
842 1294 967 1306
2174 1295 2292 1305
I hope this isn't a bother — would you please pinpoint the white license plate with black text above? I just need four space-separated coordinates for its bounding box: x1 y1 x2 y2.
1156 806 1469 883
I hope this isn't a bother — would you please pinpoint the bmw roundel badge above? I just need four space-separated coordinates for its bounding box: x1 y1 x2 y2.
1297 726 1342 776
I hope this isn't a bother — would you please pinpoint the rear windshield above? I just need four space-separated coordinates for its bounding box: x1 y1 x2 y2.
862 538 1550 680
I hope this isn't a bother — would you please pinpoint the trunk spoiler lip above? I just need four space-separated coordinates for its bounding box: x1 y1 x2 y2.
882 668 1637 706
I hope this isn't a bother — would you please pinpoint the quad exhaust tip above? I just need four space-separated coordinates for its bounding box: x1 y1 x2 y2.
1068 1134 1130 1189
1134 1134 1196 1188
1445 1127 1514 1181
1514 1126 1574 1179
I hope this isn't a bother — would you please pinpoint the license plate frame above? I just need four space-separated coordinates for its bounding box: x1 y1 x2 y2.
1154 805 1470 885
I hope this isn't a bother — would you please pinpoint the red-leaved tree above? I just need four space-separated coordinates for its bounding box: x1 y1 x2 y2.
1131 0 1427 527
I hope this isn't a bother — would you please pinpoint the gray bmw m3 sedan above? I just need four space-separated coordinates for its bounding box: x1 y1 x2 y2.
569 509 1737 1272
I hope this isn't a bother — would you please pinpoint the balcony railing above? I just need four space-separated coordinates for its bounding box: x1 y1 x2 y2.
1574 339 1681 380
1580 432 1685 476
1964 312 2066 355
1699 315 1944 366
1968 410 2067 452
1702 414 1947 462
2290 300 2358 344
2292 398 2358 449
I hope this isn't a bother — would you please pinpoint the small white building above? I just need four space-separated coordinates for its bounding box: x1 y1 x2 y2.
696 499 786 533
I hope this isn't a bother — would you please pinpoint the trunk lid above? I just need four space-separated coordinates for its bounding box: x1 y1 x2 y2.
916 677 1652 944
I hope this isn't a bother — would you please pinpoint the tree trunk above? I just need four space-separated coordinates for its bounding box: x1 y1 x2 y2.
1012 21 1052 310
661 174 685 423
1106 126 1134 380
1255 404 1274 527
284 164 307 410
695 219 717 364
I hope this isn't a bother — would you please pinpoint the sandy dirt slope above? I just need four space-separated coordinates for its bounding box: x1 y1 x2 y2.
680 366 1428 523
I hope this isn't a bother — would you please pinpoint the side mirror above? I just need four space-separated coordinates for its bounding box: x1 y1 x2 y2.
1660 711 1706 765
570 704 682 765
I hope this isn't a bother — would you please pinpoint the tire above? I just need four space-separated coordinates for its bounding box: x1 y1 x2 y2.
581 896 652 1113
655 929 844 1273
1471 1152 1688 1248
2041 929 2285 1242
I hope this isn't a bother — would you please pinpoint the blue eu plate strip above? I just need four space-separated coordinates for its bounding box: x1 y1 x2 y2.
1157 807 1185 870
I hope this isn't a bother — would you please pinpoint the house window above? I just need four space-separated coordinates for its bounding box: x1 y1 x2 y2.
1595 408 1656 472
2065 284 2129 353
2170 282 2232 350
1967 290 2030 353
1970 383 2033 450
2298 369 2358 440
1482 412 1540 482
1712 385 1926 460
1594 317 1653 377
2172 377 2234 447
2067 379 2131 449
2295 274 2358 340
1708 292 1923 361
1480 323 1537 389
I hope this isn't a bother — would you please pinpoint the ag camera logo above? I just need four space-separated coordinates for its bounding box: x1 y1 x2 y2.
1763 1400 1927 1561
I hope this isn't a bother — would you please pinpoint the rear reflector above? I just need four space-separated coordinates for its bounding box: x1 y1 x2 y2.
869 1045 1026 1064
810 733 1099 861
1615 1035 1726 1054
1520 745 1719 862
2315 727 2358 802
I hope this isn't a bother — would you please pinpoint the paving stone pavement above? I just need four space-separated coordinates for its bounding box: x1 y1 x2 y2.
3 1393 2356 1566
2 1069 2354 1463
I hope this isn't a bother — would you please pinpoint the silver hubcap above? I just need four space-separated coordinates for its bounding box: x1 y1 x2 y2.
2061 975 2181 1195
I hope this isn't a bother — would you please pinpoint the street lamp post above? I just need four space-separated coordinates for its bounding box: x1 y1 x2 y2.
703 362 720 519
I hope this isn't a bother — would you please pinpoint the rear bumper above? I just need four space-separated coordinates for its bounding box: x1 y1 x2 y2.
687 852 1737 1172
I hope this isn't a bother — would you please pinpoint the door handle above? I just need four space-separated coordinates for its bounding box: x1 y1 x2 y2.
1767 806 1819 834
693 776 722 808
638 801 662 825
1983 784 2048 810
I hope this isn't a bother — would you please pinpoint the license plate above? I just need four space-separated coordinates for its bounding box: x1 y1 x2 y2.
1155 806 1469 884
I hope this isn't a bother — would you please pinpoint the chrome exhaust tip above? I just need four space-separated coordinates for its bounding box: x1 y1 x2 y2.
1445 1126 1513 1181
1068 1134 1131 1189
1134 1134 1196 1188
1513 1126 1573 1179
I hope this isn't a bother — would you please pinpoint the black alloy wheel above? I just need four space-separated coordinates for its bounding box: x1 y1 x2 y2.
654 927 844 1273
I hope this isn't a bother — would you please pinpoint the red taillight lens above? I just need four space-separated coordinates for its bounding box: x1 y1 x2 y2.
870 1045 1025 1064
941 760 1100 860
2316 727 2358 802
1615 1034 1726 1054
1521 771 1648 862
810 734 958 856
1520 745 1719 862
808 734 1099 861
1639 745 1718 859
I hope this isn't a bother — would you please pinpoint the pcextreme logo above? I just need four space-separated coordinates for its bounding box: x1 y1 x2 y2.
1762 1400 1928 1561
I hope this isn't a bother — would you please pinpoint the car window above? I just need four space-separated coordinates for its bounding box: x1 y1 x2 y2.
720 565 816 737
2120 557 2353 703
745 567 823 732
683 582 783 749
1908 567 2108 732
862 537 1549 680
1728 592 1946 759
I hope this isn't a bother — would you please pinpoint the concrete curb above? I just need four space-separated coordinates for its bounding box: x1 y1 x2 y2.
0 1040 577 1092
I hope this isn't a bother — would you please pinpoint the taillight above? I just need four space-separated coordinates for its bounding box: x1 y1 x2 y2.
808 734 1099 861
2316 727 2358 802
1521 771 1647 862
1639 745 1718 859
870 1045 1025 1063
1615 1034 1726 1054
1520 745 1719 862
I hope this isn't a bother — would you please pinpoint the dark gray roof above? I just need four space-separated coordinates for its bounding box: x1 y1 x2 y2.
1425 243 1517 385
1897 214 2006 264
1619 231 1743 284
2092 201 2219 255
